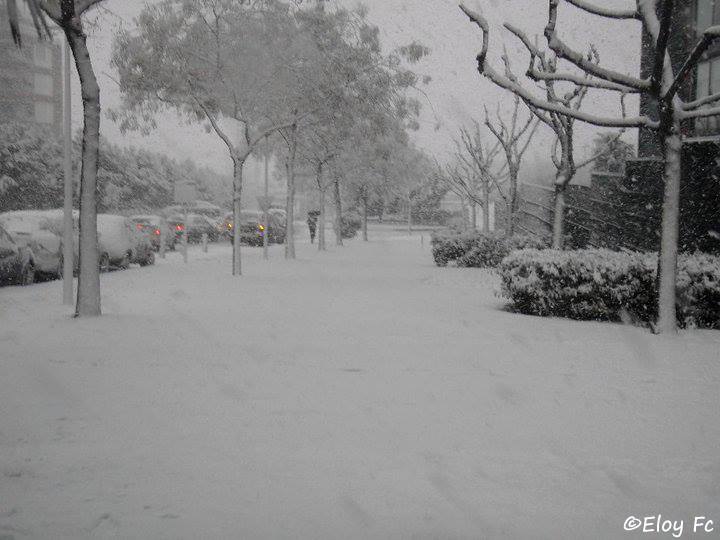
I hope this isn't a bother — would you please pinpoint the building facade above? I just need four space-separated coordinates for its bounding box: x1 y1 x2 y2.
0 1 62 134
639 0 720 154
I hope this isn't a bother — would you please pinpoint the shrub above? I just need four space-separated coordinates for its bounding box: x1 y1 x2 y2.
499 249 720 328
340 213 362 239
430 230 480 266
430 230 547 268
676 253 720 329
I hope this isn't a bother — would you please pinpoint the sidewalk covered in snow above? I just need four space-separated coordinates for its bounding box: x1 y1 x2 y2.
2 225 719 539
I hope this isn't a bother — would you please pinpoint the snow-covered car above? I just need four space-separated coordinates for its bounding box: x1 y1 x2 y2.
0 223 35 286
97 214 153 270
225 210 285 246
185 214 219 242
130 214 175 252
166 215 187 243
0 211 64 279
130 224 155 267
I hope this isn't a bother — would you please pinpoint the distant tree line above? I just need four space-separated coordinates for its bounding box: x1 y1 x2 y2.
0 121 229 214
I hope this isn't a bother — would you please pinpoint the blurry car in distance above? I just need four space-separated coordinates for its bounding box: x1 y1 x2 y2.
130 214 175 252
166 215 186 243
185 214 219 242
97 214 153 270
0 223 35 286
225 210 285 246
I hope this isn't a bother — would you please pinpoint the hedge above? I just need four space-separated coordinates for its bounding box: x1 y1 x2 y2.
340 213 362 239
431 230 547 268
498 249 720 328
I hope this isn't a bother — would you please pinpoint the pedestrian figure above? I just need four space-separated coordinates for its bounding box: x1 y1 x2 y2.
307 210 320 243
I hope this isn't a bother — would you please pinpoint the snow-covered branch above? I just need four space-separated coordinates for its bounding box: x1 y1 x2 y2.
664 27 720 104
682 91 720 111
545 1 649 91
563 0 639 20
459 3 657 130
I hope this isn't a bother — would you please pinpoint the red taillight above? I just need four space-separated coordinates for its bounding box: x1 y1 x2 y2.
154 229 161 236
176 224 184 232
136 223 144 230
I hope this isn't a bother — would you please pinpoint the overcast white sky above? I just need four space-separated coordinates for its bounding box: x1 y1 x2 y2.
72 0 642 185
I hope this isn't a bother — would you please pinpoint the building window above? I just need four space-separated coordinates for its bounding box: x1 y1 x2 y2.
697 0 720 31
34 73 54 97
34 101 54 124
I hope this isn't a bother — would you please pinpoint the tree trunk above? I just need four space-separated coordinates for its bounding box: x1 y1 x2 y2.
407 194 412 234
471 201 477 230
333 175 343 246
262 138 269 261
483 183 490 232
656 125 681 334
552 185 566 249
460 197 468 230
284 124 297 260
316 162 326 251
67 28 101 317
507 170 518 237
62 40 74 305
318 187 326 251
362 191 368 241
232 157 244 276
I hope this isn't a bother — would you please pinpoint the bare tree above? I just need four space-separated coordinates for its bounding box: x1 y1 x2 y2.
483 96 539 236
8 0 105 316
113 1 304 276
450 121 502 231
459 0 720 333
499 25 627 247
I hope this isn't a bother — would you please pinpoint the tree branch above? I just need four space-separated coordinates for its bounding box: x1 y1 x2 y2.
650 0 674 95
544 1 649 91
664 27 720 103
563 0 639 20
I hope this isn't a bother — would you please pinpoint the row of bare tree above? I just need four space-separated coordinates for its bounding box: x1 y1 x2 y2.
8 0 433 317
454 0 720 334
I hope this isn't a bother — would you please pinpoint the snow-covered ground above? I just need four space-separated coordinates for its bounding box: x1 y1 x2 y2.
1 225 719 539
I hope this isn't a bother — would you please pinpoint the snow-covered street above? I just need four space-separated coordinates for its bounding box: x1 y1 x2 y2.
1 225 719 539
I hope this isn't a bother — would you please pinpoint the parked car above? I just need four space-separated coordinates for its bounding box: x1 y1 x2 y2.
0 223 35 286
129 214 175 252
165 215 186 243
130 225 155 267
0 211 63 279
225 210 285 246
185 213 219 242
43 209 80 274
97 214 154 270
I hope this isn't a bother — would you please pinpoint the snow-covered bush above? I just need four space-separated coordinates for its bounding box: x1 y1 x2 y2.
430 230 478 266
676 253 720 329
340 213 362 239
431 231 546 268
499 249 720 328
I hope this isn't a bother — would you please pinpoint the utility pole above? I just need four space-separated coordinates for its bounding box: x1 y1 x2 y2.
262 136 270 260
62 40 74 305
